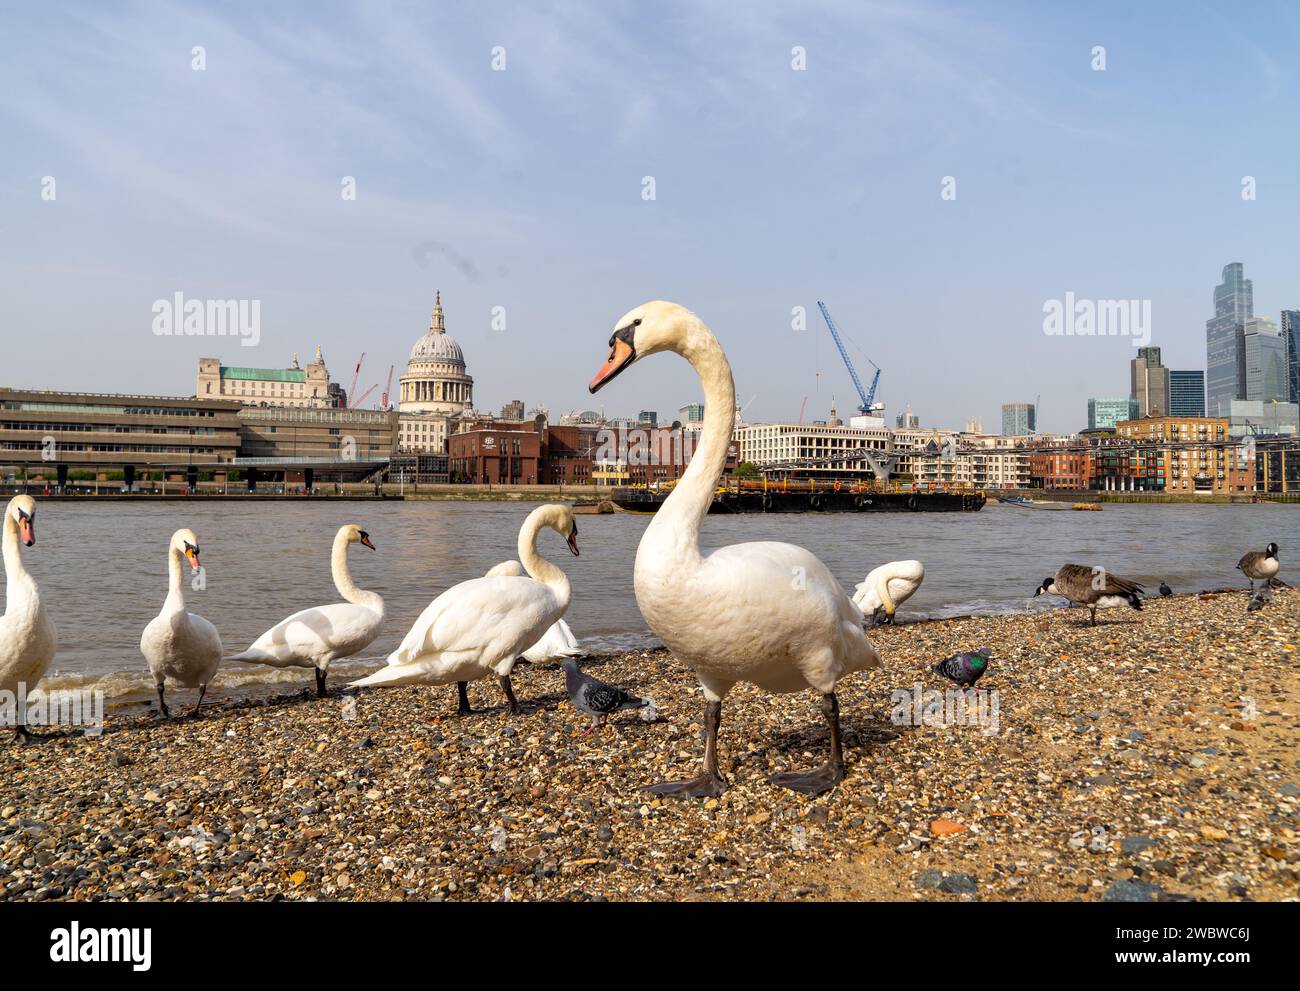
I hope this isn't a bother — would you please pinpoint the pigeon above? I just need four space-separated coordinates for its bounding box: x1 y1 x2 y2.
562 659 650 732
1246 587 1272 613
933 648 991 689
1158 581 1172 598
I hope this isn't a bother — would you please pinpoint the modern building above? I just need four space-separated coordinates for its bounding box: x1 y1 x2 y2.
895 404 919 429
397 291 474 454
678 403 705 424
196 348 334 407
733 419 891 481
388 453 449 484
1107 416 1253 494
1242 316 1288 402
1221 399 1299 438
236 406 398 463
1283 310 1300 403
637 410 658 428
0 390 241 484
1205 262 1254 416
1168 370 1206 417
1001 403 1035 436
448 427 542 484
1130 346 1170 416
1087 397 1139 430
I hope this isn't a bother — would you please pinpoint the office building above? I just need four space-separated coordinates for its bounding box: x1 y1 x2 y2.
1168 370 1206 417
1205 262 1254 415
1130 346 1170 416
1001 403 1035 435
1283 310 1300 402
1242 316 1288 402
1087 397 1139 430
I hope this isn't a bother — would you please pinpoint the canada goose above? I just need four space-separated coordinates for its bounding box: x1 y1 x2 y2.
1236 543 1279 590
1034 564 1144 626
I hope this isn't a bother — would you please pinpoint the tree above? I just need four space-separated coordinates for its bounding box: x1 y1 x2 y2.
734 461 760 479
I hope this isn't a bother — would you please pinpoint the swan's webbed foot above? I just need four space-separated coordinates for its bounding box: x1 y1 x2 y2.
644 771 728 799
769 760 845 797
315 668 327 698
499 674 522 716
770 691 847 798
455 681 475 716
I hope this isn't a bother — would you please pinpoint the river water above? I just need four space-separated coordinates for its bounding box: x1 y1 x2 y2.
4 499 1291 697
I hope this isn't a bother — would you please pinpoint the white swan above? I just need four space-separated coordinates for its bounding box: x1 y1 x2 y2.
0 496 57 741
139 528 223 718
853 560 925 625
227 524 384 696
589 301 881 797
485 559 582 663
350 504 579 716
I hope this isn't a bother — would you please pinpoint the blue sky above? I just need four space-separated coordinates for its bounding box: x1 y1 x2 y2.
2 0 1297 432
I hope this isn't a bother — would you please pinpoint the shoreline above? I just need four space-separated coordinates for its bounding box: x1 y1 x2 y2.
2 588 1297 902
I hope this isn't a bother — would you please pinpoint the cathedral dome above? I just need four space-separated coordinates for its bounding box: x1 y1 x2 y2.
398 291 473 418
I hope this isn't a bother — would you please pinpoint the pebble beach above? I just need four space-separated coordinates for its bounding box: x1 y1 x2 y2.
1 588 1297 903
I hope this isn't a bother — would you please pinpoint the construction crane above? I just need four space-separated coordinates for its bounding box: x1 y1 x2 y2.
816 301 882 416
380 365 394 409
352 383 379 408
348 353 366 408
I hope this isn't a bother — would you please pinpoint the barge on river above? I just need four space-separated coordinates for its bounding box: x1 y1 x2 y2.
611 484 984 514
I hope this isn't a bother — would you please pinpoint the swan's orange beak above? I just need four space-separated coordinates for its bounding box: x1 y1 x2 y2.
360 533 375 550
18 517 34 547
589 336 635 393
185 547 201 571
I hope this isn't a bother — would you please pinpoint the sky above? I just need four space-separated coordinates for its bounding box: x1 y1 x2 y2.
1 0 1298 433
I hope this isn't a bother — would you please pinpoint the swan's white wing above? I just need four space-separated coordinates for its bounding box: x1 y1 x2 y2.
230 602 382 667
485 560 525 578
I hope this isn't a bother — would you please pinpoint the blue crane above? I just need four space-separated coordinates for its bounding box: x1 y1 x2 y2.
816 300 882 416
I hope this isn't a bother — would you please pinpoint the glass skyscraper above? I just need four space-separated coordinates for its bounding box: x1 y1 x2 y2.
1242 316 1287 402
1205 262 1253 416
1283 310 1300 403
1168 370 1206 416
1088 397 1139 429
1001 402 1035 435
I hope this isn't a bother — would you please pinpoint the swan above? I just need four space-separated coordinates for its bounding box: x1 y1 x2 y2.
140 528 223 718
589 301 881 797
853 560 925 625
485 559 583 663
350 504 579 717
0 496 57 741
226 524 384 696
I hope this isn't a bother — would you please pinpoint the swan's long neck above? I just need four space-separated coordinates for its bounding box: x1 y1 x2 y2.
2 513 34 609
331 532 382 611
164 545 187 614
518 512 571 608
646 322 736 553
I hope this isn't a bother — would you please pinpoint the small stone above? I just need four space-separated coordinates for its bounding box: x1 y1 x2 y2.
938 873 977 894
1279 783 1300 798
1121 836 1155 855
1102 879 1164 902
930 819 967 837
0 807 16 820
1200 826 1229 841
915 868 945 890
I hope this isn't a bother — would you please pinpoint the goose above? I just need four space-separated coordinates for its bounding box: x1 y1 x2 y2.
588 301 881 798
853 560 925 625
485 559 582 663
1034 564 1144 626
226 524 384 697
1236 543 1279 590
140 529 223 718
350 504 579 717
0 496 57 741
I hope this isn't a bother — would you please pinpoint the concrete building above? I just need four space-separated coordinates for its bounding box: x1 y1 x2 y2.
237 406 398 463
895 404 919 429
1221 399 1299 438
1242 316 1288 402
678 403 705 425
1205 262 1254 415
734 420 891 481
1108 416 1253 494
397 291 474 454
1130 346 1170 416
196 348 333 407
0 390 241 485
1001 403 1035 435
1087 397 1139 430
1168 370 1206 417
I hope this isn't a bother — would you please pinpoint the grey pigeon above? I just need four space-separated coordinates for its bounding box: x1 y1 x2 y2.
1159 581 1172 598
562 659 649 732
933 648 991 688
1246 587 1272 613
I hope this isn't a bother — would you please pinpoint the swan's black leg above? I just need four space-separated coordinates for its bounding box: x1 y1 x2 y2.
315 667 327 698
156 683 170 720
190 683 207 719
770 692 846 797
1090 605 1098 627
645 699 727 798
455 681 474 716
499 674 521 715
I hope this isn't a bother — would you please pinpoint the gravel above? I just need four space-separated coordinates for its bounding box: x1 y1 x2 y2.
1 588 1296 902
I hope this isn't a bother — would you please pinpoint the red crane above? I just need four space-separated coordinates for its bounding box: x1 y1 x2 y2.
380 365 394 409
352 383 379 407
348 353 365 408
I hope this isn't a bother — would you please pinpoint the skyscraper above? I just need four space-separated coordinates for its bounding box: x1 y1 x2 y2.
1205 262 1253 416
1088 397 1139 429
1168 370 1206 416
1282 310 1300 402
1001 402 1035 435
1242 316 1287 402
1130 346 1170 416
